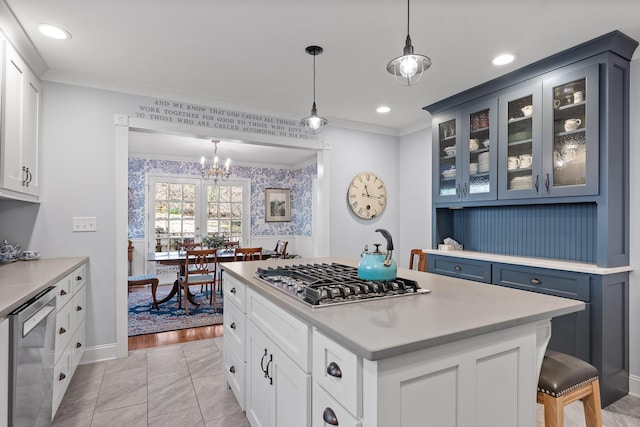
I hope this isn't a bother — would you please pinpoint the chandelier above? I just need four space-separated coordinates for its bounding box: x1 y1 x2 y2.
201 140 231 183
386 0 432 86
300 45 328 135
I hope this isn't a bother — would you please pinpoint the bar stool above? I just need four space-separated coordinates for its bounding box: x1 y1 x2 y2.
409 249 427 272
537 350 602 427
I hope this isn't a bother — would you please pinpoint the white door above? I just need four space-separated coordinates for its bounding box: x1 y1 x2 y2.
146 175 250 255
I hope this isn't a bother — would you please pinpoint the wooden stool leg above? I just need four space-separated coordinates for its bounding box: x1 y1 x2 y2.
543 393 564 427
583 379 602 427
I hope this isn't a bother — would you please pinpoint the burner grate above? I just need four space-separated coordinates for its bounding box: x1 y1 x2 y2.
255 263 430 307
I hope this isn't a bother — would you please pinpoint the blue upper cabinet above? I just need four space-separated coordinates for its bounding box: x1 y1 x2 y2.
432 111 462 204
498 83 543 199
425 31 637 268
462 99 498 202
432 100 498 204
542 64 599 198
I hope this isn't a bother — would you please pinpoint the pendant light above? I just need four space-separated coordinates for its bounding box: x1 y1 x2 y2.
386 0 432 86
300 45 328 135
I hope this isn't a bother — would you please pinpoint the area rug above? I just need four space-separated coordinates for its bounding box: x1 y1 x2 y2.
128 288 223 336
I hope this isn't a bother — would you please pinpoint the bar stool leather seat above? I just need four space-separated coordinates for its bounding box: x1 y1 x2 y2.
537 350 602 427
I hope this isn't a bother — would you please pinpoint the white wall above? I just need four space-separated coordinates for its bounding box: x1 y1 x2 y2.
321 127 401 260
398 128 432 269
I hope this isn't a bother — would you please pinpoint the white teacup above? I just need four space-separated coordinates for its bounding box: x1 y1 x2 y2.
564 118 582 132
469 138 480 151
521 105 533 117
573 91 584 103
519 154 533 168
507 156 520 170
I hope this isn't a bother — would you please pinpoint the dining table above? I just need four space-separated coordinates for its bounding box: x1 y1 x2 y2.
148 248 278 308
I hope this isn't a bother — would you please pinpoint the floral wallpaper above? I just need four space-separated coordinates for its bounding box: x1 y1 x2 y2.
128 157 316 239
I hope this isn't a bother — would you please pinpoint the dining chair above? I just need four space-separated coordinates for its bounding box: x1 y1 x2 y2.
409 249 427 272
178 249 218 315
233 247 263 261
127 241 160 309
273 240 288 259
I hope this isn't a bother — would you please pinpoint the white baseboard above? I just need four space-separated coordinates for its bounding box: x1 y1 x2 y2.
79 343 120 365
630 373 640 398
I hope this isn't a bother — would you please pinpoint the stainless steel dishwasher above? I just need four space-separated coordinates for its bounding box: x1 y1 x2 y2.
8 286 57 427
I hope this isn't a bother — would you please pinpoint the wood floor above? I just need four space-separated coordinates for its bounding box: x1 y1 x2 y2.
127 284 224 351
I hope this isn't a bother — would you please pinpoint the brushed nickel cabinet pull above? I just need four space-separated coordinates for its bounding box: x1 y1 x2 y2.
531 278 542 285
454 266 462 271
230 322 236 329
59 327 66 335
60 289 67 296
229 365 235 374
59 373 66 381
230 287 237 294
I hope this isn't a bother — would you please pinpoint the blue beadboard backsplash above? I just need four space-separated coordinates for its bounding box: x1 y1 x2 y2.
446 203 597 263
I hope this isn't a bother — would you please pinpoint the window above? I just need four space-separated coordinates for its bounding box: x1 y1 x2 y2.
148 175 249 253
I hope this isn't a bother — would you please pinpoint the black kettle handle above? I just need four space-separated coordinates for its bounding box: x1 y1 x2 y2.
375 229 394 251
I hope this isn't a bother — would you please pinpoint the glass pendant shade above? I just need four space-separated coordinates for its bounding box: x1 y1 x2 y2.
386 1 431 86
301 102 328 135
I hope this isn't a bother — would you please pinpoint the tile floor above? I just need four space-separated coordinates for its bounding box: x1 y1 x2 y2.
52 337 249 427
53 336 640 426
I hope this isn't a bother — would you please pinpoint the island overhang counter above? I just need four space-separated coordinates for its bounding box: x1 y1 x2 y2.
221 257 584 427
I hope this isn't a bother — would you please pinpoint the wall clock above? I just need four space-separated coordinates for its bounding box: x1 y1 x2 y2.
347 172 387 219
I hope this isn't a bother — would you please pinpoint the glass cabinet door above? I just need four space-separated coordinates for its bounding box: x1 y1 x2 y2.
433 112 461 203
498 84 543 199
462 100 497 201
542 65 599 197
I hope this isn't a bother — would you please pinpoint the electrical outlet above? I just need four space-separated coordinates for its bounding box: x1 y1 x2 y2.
72 217 97 232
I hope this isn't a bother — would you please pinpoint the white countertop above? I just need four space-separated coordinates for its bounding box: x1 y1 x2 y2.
423 249 633 275
221 256 584 361
0 257 88 317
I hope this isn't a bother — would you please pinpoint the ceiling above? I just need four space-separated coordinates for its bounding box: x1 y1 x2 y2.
5 0 640 164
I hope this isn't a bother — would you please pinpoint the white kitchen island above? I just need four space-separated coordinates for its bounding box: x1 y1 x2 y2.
221 257 584 427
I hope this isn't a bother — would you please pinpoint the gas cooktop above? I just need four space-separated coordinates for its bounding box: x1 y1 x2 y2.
255 262 430 308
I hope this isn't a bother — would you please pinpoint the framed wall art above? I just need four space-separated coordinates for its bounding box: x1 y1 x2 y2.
265 188 291 222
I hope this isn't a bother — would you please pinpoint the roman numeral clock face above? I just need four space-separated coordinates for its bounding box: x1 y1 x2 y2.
347 172 387 219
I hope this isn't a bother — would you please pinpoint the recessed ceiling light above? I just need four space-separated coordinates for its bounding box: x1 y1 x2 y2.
492 53 515 66
376 106 391 113
38 24 72 40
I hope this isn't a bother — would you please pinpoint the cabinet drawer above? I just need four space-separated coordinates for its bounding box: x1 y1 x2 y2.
52 349 71 417
247 288 310 372
55 302 72 362
312 382 361 427
313 330 361 417
224 299 246 360
71 264 86 293
224 275 246 312
223 344 246 410
70 322 85 370
492 263 590 301
71 285 86 329
427 255 492 283
55 274 72 310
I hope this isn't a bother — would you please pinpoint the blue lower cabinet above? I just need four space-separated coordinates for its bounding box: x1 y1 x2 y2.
427 255 628 407
426 255 491 283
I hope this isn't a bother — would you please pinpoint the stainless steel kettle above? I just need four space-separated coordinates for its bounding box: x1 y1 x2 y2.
357 229 397 281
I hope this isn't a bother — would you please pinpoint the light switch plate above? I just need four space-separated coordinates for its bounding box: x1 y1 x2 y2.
72 217 97 232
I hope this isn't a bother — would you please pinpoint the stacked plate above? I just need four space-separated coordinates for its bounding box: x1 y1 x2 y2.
510 176 533 190
442 168 457 179
478 152 490 173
